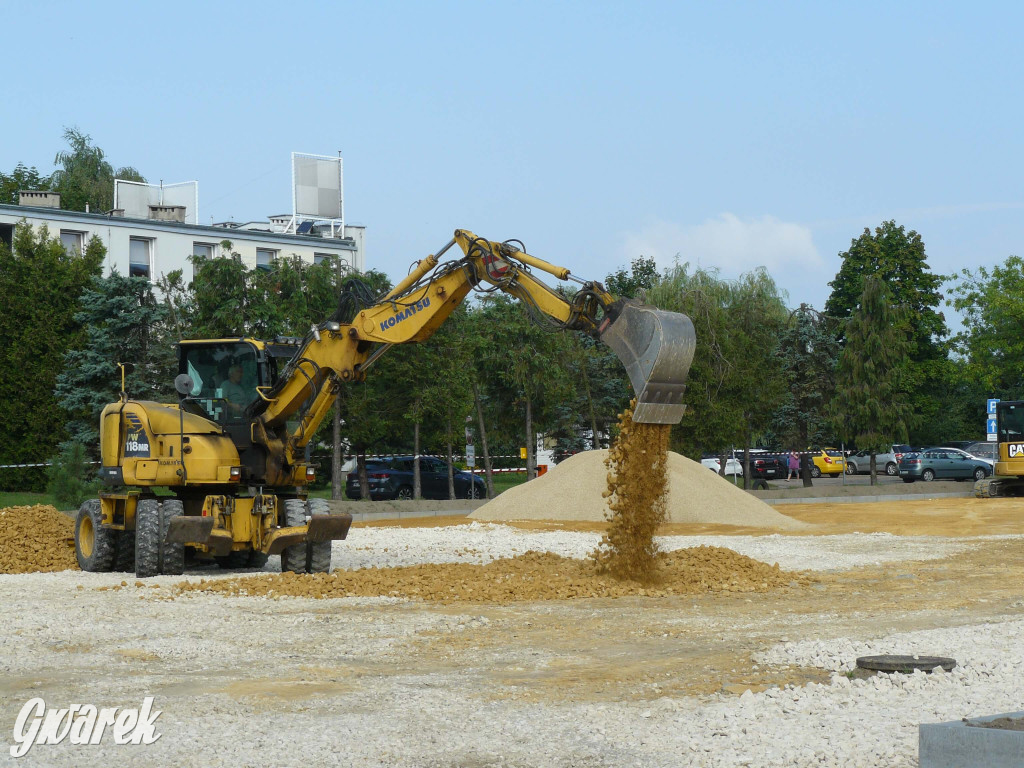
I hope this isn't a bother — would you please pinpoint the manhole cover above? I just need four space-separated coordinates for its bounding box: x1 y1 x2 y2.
856 655 956 673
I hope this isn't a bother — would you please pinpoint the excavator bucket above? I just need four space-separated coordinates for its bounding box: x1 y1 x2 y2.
600 300 696 425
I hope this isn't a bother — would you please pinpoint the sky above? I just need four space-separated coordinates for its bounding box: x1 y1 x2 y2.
4 0 1023 325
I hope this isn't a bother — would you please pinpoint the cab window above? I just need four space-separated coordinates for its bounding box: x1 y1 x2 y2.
180 343 259 423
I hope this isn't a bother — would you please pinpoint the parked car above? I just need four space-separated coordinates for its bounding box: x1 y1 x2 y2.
749 454 788 481
809 449 846 478
844 444 913 477
701 455 743 476
898 448 992 483
964 441 997 463
346 455 487 500
941 441 976 451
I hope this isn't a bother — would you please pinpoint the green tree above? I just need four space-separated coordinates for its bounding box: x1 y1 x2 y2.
770 305 841 452
0 163 51 205
50 128 145 213
948 255 1024 395
420 306 476 497
647 265 789 484
831 276 914 483
605 256 659 299
825 220 949 444
46 442 101 509
0 224 103 490
476 295 576 478
55 272 176 452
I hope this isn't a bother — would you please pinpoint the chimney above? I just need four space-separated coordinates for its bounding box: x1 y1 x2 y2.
18 190 61 208
148 204 186 223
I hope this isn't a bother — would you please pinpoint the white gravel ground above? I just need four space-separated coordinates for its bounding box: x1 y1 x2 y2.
1 523 1021 768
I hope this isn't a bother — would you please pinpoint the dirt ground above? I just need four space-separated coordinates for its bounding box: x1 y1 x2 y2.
177 496 1024 700
4 493 1024 768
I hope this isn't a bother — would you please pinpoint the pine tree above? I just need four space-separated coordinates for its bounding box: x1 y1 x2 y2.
831 276 913 484
825 220 948 444
55 272 176 452
0 225 103 490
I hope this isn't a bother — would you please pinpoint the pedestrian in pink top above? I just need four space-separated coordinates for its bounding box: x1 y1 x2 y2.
787 451 800 480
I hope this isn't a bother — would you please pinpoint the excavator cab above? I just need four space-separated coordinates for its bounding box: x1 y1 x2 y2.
177 340 266 424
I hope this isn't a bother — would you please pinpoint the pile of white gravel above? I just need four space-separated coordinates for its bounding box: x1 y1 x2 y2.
0 523 1021 768
335 522 977 572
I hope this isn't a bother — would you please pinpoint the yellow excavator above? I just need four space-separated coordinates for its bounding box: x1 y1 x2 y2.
975 400 1024 497
74 229 697 577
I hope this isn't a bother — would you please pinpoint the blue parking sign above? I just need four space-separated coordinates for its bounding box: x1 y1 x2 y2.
988 418 998 434
988 398 1000 414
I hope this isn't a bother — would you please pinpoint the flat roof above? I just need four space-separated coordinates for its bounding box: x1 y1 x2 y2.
0 203 357 251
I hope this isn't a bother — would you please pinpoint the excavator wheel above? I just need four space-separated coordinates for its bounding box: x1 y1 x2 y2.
216 549 268 570
135 499 186 577
135 499 162 577
216 550 252 569
248 551 270 569
75 499 116 572
306 498 333 574
159 500 185 576
113 530 136 572
281 498 309 574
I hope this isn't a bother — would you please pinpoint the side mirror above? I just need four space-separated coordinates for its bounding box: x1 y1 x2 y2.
174 374 195 396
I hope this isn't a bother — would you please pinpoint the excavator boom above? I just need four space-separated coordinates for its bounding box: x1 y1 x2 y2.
254 230 696 461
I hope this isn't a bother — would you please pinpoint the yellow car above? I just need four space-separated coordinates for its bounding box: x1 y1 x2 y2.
809 449 846 478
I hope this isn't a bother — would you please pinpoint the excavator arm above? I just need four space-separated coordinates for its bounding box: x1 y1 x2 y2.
251 230 696 478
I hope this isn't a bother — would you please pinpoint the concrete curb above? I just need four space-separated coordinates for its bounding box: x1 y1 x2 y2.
767 492 973 506
920 711 1024 767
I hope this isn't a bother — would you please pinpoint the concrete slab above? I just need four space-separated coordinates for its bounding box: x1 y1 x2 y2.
919 711 1024 768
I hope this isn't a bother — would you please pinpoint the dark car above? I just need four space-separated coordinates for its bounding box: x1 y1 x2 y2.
345 455 487 500
898 448 991 483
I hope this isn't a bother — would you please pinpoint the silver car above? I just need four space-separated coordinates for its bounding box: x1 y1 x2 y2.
844 444 913 477
964 441 996 464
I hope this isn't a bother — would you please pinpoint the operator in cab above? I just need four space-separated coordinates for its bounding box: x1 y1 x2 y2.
221 363 249 415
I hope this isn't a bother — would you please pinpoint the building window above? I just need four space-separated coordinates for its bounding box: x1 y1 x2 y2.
0 224 13 251
313 252 332 265
193 242 215 260
60 230 86 256
255 248 277 271
129 237 152 279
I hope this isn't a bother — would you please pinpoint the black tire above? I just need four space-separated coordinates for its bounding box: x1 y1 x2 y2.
216 550 251 569
135 499 161 578
281 498 308 573
247 551 270 569
75 499 116 572
885 462 898 476
393 485 414 501
810 465 821 479
216 549 270 569
159 500 185 576
305 498 332 574
460 481 486 500
973 467 988 481
113 530 136 572
845 463 856 475
922 469 935 482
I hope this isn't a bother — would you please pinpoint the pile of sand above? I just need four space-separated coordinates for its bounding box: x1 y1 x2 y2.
472 450 805 529
176 546 808 603
0 505 78 573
